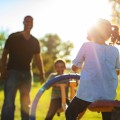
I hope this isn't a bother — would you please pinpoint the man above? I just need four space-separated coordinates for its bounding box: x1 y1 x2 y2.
1 15 45 120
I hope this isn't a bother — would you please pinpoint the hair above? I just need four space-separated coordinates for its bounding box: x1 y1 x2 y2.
87 18 120 45
24 15 33 21
110 25 120 45
54 58 66 67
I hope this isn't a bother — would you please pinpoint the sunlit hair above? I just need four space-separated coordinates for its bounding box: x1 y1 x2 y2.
24 15 33 21
87 18 120 45
54 58 66 67
110 25 120 45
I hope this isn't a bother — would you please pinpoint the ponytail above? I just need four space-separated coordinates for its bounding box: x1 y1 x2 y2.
110 25 120 45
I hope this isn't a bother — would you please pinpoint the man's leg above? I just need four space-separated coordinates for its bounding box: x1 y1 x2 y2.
19 71 32 120
1 71 18 120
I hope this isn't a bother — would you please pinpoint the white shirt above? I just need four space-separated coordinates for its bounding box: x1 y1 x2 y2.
73 42 120 102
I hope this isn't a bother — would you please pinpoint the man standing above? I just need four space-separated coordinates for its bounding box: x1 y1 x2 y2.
1 15 45 120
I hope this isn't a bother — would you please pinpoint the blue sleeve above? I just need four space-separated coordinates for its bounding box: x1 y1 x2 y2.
72 43 86 68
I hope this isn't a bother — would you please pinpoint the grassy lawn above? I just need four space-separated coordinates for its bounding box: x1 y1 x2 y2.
0 75 120 120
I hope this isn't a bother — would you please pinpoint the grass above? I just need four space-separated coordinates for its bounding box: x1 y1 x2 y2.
0 75 120 120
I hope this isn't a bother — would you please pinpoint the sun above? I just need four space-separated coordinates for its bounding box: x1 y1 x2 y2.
76 0 111 34
66 0 112 58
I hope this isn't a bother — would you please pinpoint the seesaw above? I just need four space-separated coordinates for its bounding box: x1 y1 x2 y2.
30 73 120 120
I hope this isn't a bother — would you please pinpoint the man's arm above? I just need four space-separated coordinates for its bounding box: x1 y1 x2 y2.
34 53 45 84
1 49 9 79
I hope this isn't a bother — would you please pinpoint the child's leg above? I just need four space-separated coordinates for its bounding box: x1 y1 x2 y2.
101 112 112 120
45 98 61 120
65 96 91 120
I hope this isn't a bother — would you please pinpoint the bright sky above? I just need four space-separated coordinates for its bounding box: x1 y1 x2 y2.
0 0 113 58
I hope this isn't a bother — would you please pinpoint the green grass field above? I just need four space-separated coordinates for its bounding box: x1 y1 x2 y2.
0 75 120 120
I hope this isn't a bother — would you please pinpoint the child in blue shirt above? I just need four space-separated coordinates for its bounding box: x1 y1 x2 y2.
65 18 120 120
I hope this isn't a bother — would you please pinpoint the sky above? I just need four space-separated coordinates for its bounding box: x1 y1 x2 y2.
0 0 114 58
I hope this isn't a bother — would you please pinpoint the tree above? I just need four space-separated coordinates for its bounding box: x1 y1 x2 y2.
109 0 120 24
33 34 74 76
0 31 8 57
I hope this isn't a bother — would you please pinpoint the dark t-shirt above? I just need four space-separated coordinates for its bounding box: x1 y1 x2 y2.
4 32 40 70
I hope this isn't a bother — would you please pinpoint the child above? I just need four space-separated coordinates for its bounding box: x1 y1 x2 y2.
65 18 120 120
45 58 70 120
